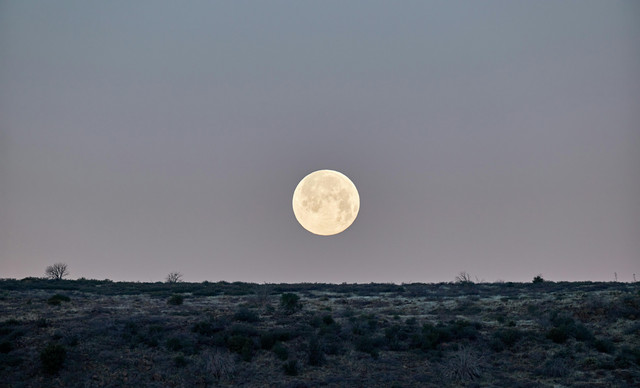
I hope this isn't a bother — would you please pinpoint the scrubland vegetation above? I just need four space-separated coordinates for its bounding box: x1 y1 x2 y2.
0 278 639 387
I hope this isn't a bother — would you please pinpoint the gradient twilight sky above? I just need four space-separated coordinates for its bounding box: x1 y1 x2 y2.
1 1 639 283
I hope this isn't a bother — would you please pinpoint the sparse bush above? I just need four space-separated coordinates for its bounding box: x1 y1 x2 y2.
455 271 474 285
283 359 299 376
546 312 593 343
615 345 640 368
192 319 227 336
538 357 570 377
0 341 13 353
546 327 568 343
45 263 69 280
490 328 523 351
165 271 183 283
442 346 482 381
307 336 324 366
167 294 184 305
233 307 259 322
36 318 49 328
533 275 544 284
355 335 381 359
202 349 235 382
47 294 70 306
40 343 66 374
273 342 289 360
280 293 301 313
174 355 187 368
166 337 183 352
594 338 615 354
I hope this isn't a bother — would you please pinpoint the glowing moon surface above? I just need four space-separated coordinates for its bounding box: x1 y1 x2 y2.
292 170 360 236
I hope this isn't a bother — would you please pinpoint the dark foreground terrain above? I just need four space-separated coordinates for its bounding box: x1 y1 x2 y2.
0 278 639 387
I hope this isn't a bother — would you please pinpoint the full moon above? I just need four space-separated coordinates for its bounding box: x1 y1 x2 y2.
292 170 360 236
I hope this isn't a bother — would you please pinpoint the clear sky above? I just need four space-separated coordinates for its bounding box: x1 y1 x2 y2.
1 1 639 283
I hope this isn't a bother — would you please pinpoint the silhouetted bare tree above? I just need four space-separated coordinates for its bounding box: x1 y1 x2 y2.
166 271 183 283
45 263 69 280
455 271 473 285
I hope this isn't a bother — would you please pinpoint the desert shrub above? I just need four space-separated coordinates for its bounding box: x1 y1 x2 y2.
546 327 568 344
572 323 594 341
233 307 259 322
384 324 412 351
260 332 277 350
280 293 301 313
490 328 523 351
241 340 254 362
409 320 481 352
228 323 259 338
442 346 482 381
355 335 382 359
273 342 289 360
546 312 593 343
322 314 335 326
0 353 23 370
174 355 187 368
283 359 299 376
0 341 13 353
307 336 324 366
533 275 544 284
166 337 183 352
227 335 250 353
36 318 49 328
202 349 236 382
167 294 184 305
226 334 255 361
594 338 615 354
47 294 70 306
322 333 343 355
40 343 66 374
538 357 570 377
122 321 165 347
192 319 227 336
615 345 640 368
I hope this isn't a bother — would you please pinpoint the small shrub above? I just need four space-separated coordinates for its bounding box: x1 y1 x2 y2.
174 355 187 368
594 338 615 354
615 345 640 368
0 341 13 353
283 359 299 376
538 357 570 377
280 293 301 313
273 342 289 360
260 332 276 350
573 323 594 342
36 318 49 328
241 341 254 362
355 335 381 359
167 294 184 305
307 336 324 366
47 294 70 306
40 343 66 374
533 275 544 284
442 347 482 381
496 328 522 347
166 337 183 352
203 349 236 382
322 315 335 326
546 327 568 344
233 307 259 322
192 319 226 336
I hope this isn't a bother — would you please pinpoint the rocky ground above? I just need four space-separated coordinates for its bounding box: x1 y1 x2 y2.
0 279 639 387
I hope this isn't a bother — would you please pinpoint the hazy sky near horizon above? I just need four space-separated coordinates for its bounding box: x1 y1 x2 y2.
1 1 639 283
